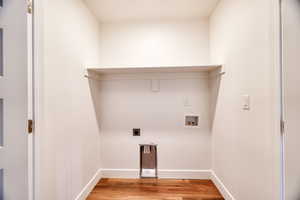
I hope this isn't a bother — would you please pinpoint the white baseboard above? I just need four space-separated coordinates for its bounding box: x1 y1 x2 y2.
74 169 102 200
100 169 211 179
101 169 139 178
211 171 236 200
159 169 211 179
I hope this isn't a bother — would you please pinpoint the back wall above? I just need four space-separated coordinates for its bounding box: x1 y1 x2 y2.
92 72 214 178
98 19 211 67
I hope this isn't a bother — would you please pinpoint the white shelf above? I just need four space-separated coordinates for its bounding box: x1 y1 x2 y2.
87 65 222 75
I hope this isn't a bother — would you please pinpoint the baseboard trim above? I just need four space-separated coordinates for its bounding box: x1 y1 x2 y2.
159 169 211 179
100 169 212 179
74 169 102 200
211 171 236 200
101 169 139 178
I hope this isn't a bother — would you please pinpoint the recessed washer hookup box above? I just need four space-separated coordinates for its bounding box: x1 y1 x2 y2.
139 144 158 178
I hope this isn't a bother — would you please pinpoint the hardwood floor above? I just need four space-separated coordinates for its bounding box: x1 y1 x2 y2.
86 178 224 200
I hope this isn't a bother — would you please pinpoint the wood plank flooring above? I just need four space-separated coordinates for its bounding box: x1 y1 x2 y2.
86 178 224 200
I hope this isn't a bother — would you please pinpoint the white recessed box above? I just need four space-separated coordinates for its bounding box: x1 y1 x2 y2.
184 114 200 128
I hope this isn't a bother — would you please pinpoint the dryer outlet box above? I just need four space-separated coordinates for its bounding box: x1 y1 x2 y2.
133 128 141 136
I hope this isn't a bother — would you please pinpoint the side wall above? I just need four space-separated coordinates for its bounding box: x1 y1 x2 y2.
98 19 210 67
37 0 102 199
209 0 281 200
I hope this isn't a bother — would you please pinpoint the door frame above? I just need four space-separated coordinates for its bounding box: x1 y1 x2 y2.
31 0 44 199
270 0 285 200
28 2 34 199
28 0 285 200
279 1 285 199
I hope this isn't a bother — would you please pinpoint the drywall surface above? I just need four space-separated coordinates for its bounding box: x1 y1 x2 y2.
39 0 101 199
210 0 281 200
98 20 210 67
96 73 212 172
84 0 219 22
282 0 300 199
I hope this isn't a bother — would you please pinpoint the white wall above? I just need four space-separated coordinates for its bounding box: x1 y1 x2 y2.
38 0 101 199
98 19 210 67
95 72 213 175
210 0 281 200
93 18 213 177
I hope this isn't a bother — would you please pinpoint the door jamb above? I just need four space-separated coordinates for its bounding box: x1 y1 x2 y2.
279 0 285 199
31 0 44 199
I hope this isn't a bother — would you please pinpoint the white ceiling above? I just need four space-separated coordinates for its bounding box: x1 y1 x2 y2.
84 0 220 22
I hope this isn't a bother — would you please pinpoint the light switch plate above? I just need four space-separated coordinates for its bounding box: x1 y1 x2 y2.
242 95 250 110
151 79 160 92
183 97 191 107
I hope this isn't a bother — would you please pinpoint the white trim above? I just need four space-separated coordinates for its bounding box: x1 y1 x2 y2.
87 72 211 81
211 171 236 200
278 0 286 199
87 65 222 75
74 169 102 200
159 169 211 179
101 169 212 179
101 169 139 178
27 7 34 200
32 0 45 199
